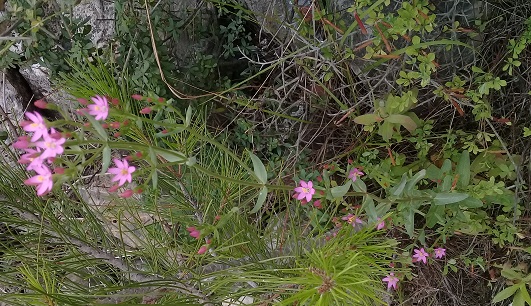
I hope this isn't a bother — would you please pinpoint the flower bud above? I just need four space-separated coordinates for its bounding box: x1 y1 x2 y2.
140 107 152 114
77 98 88 105
197 245 208 254
131 94 143 101
120 190 134 198
34 99 48 109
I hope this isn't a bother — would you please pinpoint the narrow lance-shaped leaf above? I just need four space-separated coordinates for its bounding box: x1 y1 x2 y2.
250 187 268 214
100 145 111 175
433 192 469 205
249 152 267 184
492 285 520 303
185 106 192 127
85 114 108 141
354 113 381 125
154 148 187 163
386 114 417 132
331 181 351 198
456 150 470 188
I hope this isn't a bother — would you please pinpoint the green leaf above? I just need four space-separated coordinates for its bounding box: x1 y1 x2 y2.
391 174 408 196
362 197 377 221
492 285 520 303
405 169 426 193
249 152 267 184
379 120 394 142
351 179 366 192
185 106 192 127
441 159 452 175
404 206 415 238
100 145 111 175
85 115 108 141
386 114 417 132
354 113 380 125
155 127 185 138
513 289 525 306
186 156 197 167
250 186 268 214
456 151 470 188
331 181 351 198
426 204 445 228
151 170 158 190
520 284 531 304
459 197 483 208
502 268 524 280
154 148 186 163
433 192 469 205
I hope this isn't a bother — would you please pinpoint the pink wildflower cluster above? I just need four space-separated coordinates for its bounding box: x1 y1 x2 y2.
14 112 66 196
412 247 446 264
382 247 446 291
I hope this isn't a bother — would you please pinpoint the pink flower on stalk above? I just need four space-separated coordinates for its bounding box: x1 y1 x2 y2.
294 180 315 202
348 168 364 182
376 218 385 230
342 214 363 227
18 148 44 171
22 112 48 142
87 96 109 120
24 165 53 196
35 129 65 159
413 248 429 264
382 273 399 290
434 248 446 259
108 158 136 186
187 227 200 239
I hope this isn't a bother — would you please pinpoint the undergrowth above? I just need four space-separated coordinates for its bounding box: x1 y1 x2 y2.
1 0 531 305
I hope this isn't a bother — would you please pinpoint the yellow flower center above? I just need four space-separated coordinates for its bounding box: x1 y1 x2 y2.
301 187 310 193
120 169 129 175
348 216 356 224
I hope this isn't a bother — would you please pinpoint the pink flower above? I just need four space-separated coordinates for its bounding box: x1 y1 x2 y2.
108 158 136 186
413 248 429 264
434 248 446 259
24 165 53 196
13 136 31 149
294 180 315 202
18 148 44 171
187 227 200 239
382 273 399 290
22 112 48 142
376 218 385 230
348 168 364 182
35 128 65 159
342 214 364 227
87 96 109 120
197 245 208 254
